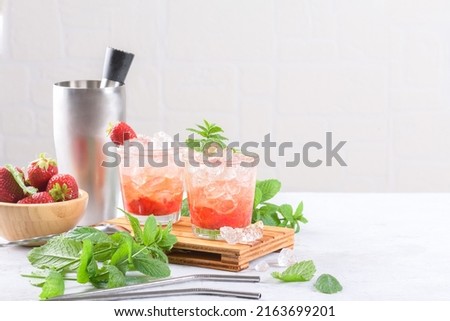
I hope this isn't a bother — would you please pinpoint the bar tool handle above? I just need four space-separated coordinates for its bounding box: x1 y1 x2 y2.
100 47 134 87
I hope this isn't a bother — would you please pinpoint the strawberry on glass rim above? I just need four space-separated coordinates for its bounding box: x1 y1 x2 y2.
107 121 137 146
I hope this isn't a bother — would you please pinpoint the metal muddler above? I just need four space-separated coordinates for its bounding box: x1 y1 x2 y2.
48 274 261 301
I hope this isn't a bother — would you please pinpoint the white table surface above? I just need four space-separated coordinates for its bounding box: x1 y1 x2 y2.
1 193 450 301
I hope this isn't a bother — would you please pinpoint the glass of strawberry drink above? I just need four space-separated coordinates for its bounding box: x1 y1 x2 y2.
117 134 183 224
185 151 257 239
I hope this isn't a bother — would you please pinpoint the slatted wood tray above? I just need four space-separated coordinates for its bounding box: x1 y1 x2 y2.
105 216 295 272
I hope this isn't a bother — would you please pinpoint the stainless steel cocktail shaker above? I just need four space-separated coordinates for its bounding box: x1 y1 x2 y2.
53 80 125 225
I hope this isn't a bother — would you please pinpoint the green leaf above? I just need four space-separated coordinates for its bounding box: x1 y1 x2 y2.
65 227 112 244
39 270 64 300
314 274 343 294
272 260 316 282
257 204 281 226
89 267 109 289
28 236 83 271
253 187 263 209
132 254 171 278
93 243 117 262
278 204 294 222
256 179 281 202
185 120 230 153
120 210 143 243
186 128 208 137
147 245 169 263
77 240 94 284
105 265 126 288
157 234 177 251
294 202 304 217
143 215 158 246
260 212 280 226
5 164 38 195
110 242 131 267
23 269 51 287
208 126 224 134
181 198 190 216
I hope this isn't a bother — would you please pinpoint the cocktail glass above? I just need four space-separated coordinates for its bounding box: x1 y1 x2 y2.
118 145 183 224
185 152 257 239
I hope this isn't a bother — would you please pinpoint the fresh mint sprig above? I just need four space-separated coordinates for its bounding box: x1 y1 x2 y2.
186 119 229 152
24 211 177 300
253 179 308 232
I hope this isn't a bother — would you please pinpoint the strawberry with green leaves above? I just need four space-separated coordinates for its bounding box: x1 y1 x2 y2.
0 165 37 203
107 121 137 146
27 153 58 191
18 192 54 204
46 174 79 201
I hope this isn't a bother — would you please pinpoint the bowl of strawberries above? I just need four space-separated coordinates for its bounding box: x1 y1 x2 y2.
0 153 88 241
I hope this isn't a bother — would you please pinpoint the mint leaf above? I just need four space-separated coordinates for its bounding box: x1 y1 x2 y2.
77 240 95 284
132 253 171 278
93 243 116 262
294 202 304 217
186 120 230 152
278 204 294 222
143 215 158 246
272 260 316 282
28 237 82 270
314 274 343 294
40 271 64 300
110 242 131 267
23 269 51 287
253 187 263 209
256 179 281 202
147 245 169 263
181 198 190 216
119 209 143 242
65 227 112 244
157 233 177 251
258 204 281 226
105 265 126 288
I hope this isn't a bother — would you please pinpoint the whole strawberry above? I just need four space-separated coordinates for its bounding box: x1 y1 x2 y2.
107 121 137 145
46 174 79 201
0 165 37 203
18 192 54 204
27 153 58 191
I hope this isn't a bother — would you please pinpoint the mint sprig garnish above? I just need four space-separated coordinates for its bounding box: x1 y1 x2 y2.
186 119 229 152
24 211 177 300
253 179 308 232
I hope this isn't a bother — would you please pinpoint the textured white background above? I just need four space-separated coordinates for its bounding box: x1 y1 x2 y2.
0 0 449 192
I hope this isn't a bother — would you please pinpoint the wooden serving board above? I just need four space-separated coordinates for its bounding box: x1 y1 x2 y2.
105 216 295 272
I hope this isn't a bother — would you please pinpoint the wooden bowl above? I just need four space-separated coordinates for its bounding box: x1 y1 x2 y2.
0 189 88 241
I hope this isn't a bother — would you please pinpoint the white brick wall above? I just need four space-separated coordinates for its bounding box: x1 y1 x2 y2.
0 0 449 192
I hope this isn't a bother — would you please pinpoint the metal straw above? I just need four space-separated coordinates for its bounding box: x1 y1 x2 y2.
53 288 261 301
48 274 260 301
